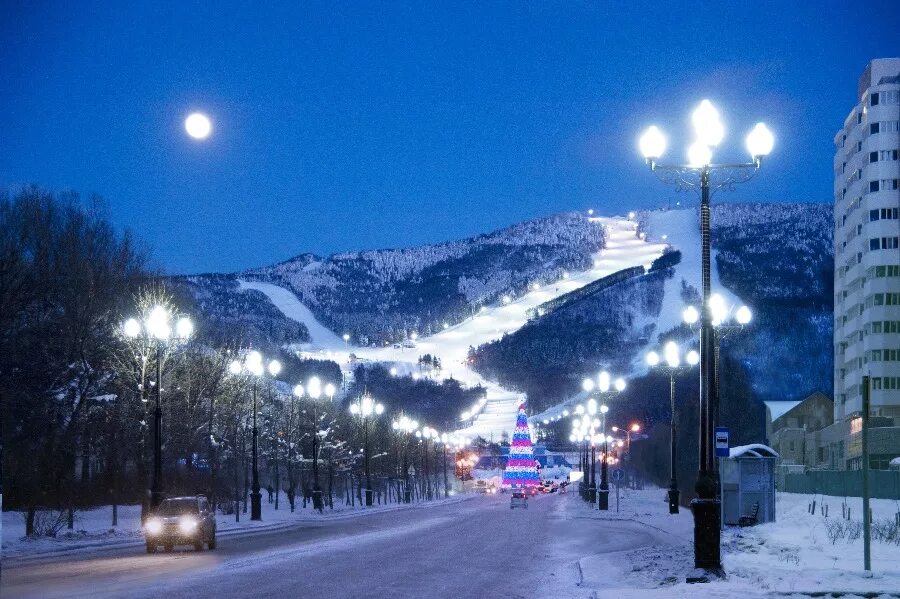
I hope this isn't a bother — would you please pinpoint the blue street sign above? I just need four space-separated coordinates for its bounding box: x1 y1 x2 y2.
611 468 625 482
715 427 730 457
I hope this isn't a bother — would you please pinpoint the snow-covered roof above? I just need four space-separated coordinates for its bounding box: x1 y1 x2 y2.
729 444 779 459
764 400 802 422
890 457 900 465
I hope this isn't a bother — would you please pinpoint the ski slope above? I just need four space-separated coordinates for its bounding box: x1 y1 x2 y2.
240 215 668 440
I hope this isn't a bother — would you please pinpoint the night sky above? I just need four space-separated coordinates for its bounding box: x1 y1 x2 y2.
2 2 898 274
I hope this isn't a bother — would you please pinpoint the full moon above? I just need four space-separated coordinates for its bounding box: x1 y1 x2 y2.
184 112 211 139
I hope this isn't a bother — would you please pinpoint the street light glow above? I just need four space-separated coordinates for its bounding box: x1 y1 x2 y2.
686 350 700 366
664 341 680 368
293 384 304 397
175 317 194 339
682 305 700 324
736 305 753 325
598 371 610 393
614 378 626 392
582 378 595 392
645 351 660 367
639 125 667 160
267 360 282 377
123 318 141 338
692 100 724 147
688 142 713 167
746 123 774 158
600 404 609 414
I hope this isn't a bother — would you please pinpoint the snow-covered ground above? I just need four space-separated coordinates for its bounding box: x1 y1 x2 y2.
241 215 668 440
572 488 900 597
2 491 474 559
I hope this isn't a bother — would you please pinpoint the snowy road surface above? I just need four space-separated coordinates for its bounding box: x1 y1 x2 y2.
4 493 672 599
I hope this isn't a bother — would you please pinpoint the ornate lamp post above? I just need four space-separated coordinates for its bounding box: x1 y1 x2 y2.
293 377 336 511
392 415 418 503
647 342 700 514
122 306 194 509
230 351 281 521
640 100 773 570
349 393 384 506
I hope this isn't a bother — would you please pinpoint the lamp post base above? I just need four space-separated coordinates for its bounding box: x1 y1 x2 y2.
691 498 722 569
250 491 262 521
588 486 597 504
404 488 411 503
598 488 609 511
668 487 680 514
365 488 374 506
312 490 324 511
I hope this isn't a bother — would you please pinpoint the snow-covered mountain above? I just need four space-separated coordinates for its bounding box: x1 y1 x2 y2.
179 202 833 438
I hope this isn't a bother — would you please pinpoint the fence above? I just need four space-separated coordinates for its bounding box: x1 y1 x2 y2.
780 469 900 499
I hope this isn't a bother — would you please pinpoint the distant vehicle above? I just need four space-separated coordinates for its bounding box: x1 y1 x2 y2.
144 496 217 553
401 340 417 348
510 491 528 509
475 480 497 494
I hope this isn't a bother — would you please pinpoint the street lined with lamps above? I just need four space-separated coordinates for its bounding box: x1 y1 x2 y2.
640 99 772 571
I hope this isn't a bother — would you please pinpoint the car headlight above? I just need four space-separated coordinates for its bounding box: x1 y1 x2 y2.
145 518 162 535
179 516 198 534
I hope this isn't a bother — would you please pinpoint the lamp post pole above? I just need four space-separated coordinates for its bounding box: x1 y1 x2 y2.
668 371 678 512
151 344 163 508
251 380 261 520
639 101 773 571
598 406 610 510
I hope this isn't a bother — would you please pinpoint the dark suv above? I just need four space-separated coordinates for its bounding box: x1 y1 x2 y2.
144 496 217 553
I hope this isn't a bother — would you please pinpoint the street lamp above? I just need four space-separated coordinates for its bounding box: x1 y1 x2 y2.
230 351 281 521
122 306 194 510
646 342 700 514
392 415 418 503
594 370 626 510
640 100 772 570
293 376 336 511
349 393 384 506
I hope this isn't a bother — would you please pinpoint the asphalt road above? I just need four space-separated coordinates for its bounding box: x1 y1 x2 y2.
3 493 666 599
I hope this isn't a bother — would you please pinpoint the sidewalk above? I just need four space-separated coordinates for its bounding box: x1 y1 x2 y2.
2 492 475 561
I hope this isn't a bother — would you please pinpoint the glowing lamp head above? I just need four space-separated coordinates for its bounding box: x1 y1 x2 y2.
686 350 700 366
324 383 336 398
614 378 626 393
736 305 752 325
692 100 724 147
375 403 384 415
682 305 700 325
664 341 680 368
688 142 713 168
598 371 611 393
630 423 641 433
343 333 350 342
587 398 598 415
710 293 727 326
746 123 774 159
307 376 322 399
146 305 171 340
639 125 667 160
582 378 595 392
645 351 660 367
185 112 211 139
229 360 242 375
293 384 304 398
175 317 193 339
267 359 282 377
123 318 141 338
575 405 585 415
600 404 609 414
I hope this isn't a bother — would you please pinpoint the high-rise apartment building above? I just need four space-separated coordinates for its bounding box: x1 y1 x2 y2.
833 58 900 462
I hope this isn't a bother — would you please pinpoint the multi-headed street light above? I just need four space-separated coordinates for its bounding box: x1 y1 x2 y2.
293 376 336 511
640 99 772 570
230 351 281 521
392 415 418 503
122 306 194 510
646 342 700 514
349 393 384 506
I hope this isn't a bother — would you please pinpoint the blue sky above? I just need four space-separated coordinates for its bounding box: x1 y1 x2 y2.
1 1 898 273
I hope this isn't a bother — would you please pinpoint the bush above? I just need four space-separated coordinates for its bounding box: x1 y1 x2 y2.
26 510 69 538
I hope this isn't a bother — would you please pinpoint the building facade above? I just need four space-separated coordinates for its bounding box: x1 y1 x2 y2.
833 58 900 428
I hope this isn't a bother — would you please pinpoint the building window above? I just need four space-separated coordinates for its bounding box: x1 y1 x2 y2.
880 150 899 161
870 180 880 193
871 92 879 106
884 91 900 104
881 237 899 250
857 112 863 125
872 377 882 390
870 238 880 251
870 122 880 134
870 151 879 163
879 179 900 190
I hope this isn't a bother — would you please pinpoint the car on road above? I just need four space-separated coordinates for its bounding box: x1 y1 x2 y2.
144 495 217 553
510 491 528 509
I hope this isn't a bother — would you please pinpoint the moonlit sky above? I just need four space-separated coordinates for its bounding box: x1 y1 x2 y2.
1 2 898 274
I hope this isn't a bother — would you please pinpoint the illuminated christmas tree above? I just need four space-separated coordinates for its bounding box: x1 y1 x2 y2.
502 403 540 488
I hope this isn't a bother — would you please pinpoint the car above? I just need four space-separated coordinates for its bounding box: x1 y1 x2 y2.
144 496 217 553
510 490 528 509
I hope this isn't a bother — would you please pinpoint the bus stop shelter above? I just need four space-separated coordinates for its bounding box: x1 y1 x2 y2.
720 444 779 526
